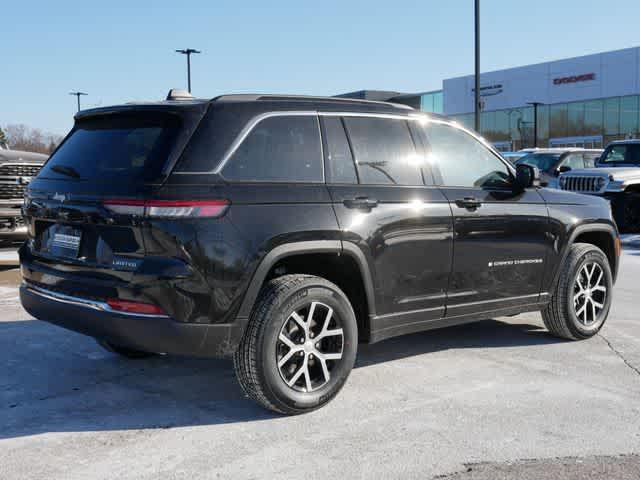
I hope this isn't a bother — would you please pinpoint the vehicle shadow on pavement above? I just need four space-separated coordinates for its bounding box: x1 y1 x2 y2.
0 318 562 439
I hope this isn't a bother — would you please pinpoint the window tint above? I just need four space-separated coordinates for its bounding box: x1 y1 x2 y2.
423 122 512 188
40 114 181 183
600 144 640 164
175 103 254 172
323 117 357 184
561 153 585 170
408 121 434 185
222 115 323 182
584 154 599 167
516 153 561 172
343 117 422 186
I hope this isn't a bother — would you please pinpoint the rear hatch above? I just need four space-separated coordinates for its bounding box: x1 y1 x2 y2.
22 104 209 296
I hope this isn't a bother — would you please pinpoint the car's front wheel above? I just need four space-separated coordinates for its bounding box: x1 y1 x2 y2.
542 243 613 340
234 274 358 414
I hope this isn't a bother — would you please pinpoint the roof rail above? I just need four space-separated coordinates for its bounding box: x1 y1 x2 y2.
213 94 413 110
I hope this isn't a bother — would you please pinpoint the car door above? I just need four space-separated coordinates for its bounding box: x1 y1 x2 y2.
321 113 453 328
422 119 553 318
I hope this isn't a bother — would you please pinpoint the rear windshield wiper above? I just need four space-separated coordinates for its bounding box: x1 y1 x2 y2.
51 165 81 179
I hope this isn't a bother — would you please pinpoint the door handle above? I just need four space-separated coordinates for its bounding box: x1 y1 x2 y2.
343 197 379 209
455 197 482 209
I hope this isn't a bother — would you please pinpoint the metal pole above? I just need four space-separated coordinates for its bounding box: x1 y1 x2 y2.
175 49 200 94
69 92 88 113
474 0 481 132
527 102 543 148
533 103 538 148
187 53 192 93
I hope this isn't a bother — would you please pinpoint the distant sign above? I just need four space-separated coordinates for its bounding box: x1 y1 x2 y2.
553 73 596 85
471 84 504 97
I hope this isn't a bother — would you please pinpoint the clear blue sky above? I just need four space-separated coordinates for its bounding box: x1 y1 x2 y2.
3 0 639 135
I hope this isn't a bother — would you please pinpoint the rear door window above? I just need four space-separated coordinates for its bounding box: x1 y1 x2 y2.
343 117 422 186
322 117 357 184
222 115 323 182
39 114 181 183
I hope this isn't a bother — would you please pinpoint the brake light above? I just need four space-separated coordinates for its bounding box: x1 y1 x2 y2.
103 199 229 218
106 298 167 316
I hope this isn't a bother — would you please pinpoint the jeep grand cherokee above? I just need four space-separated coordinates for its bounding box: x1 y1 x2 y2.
20 91 620 414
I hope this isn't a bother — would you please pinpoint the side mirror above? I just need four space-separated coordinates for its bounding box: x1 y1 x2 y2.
557 165 572 176
515 164 540 190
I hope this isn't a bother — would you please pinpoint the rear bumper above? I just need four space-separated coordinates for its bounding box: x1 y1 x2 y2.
20 283 244 358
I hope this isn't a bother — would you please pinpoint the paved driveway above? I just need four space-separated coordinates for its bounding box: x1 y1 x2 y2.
1 249 639 479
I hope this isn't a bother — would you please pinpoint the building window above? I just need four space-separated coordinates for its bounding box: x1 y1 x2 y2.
584 100 603 136
550 104 568 139
620 96 639 137
604 98 620 135
420 91 444 114
567 102 585 137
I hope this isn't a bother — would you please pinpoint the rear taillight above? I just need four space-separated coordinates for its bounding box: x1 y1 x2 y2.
103 199 229 218
106 298 167 316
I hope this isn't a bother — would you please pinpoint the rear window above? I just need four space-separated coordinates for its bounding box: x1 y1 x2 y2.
39 114 181 183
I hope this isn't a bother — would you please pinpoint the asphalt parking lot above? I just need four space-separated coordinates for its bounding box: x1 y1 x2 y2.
2 241 640 479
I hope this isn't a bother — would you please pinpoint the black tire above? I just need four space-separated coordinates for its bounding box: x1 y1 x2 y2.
622 192 640 233
96 339 155 359
234 274 358 415
542 243 613 340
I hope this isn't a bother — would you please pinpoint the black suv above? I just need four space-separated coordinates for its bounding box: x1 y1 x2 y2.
20 92 620 414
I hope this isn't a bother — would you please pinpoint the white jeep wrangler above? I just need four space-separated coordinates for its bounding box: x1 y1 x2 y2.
559 139 640 232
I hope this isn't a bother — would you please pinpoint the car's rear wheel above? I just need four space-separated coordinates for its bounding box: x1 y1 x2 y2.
542 243 613 340
96 339 155 359
234 274 357 415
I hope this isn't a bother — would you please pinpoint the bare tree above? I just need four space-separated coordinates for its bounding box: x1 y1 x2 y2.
2 124 63 154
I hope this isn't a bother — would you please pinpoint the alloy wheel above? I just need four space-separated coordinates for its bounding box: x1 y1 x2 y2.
573 261 607 326
276 301 344 392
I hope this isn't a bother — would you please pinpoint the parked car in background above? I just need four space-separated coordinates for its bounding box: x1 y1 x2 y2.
0 145 47 244
559 140 640 232
20 91 620 414
500 151 527 163
515 148 603 188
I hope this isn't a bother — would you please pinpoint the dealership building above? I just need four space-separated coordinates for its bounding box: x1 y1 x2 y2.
340 46 640 151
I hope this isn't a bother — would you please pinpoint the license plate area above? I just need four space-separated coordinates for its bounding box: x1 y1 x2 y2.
48 225 82 259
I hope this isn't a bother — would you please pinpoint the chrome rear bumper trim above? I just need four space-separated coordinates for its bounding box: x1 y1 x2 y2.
24 283 170 318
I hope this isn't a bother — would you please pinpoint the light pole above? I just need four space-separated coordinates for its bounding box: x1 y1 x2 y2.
527 102 544 148
69 91 88 112
474 0 481 132
175 48 201 93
